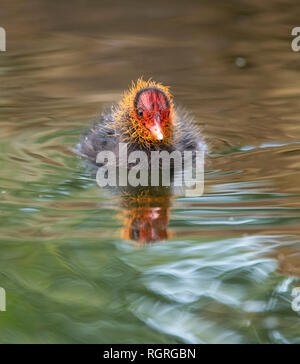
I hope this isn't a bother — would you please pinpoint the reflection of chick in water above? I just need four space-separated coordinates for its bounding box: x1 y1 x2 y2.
120 186 172 245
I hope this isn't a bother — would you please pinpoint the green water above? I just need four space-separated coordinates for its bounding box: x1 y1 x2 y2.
1 0 300 343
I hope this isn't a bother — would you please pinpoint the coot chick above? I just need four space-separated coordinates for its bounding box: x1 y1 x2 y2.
78 78 205 164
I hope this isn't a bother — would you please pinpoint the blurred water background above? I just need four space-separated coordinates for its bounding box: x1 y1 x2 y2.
1 0 300 343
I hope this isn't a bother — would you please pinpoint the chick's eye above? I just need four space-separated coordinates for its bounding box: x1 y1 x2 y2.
137 109 143 118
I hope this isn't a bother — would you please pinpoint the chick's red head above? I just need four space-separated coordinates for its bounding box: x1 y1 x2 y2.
115 78 175 147
134 87 171 142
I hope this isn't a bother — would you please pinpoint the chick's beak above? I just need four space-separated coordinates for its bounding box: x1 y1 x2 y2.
149 114 164 141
